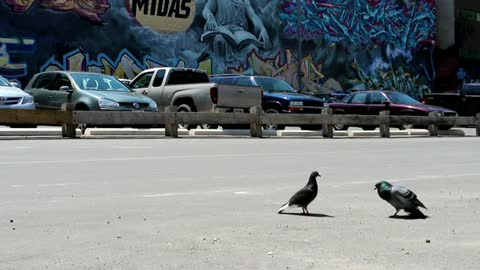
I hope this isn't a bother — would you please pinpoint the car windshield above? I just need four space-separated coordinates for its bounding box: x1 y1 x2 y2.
386 92 421 105
71 74 132 92
254 77 298 93
0 76 11 87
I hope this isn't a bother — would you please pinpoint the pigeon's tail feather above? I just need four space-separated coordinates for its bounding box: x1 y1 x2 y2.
406 207 427 219
278 202 290 214
415 199 427 210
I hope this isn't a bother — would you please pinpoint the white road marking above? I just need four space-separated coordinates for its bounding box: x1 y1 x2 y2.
0 152 327 166
112 146 153 149
233 191 250 195
37 183 81 187
143 189 234 198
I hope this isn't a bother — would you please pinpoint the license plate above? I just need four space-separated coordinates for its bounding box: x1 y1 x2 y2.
234 108 244 113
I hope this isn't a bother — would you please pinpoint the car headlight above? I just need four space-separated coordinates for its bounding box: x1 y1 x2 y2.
22 95 34 104
149 100 158 109
289 101 303 107
98 99 120 109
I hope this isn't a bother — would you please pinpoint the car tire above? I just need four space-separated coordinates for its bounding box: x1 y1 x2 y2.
200 123 219 130
399 124 413 130
75 104 89 135
263 108 285 131
176 103 196 130
333 111 349 130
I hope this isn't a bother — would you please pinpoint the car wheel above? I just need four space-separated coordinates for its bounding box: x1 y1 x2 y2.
333 111 349 130
75 105 89 135
399 124 413 130
200 123 219 130
263 108 285 131
176 103 196 130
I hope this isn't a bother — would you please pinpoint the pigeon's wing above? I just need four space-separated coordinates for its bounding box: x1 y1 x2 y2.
288 187 317 207
392 185 427 209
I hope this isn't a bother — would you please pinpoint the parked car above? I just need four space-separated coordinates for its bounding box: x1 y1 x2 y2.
118 78 132 86
327 90 458 130
422 83 480 117
24 71 158 133
0 75 36 128
129 68 262 129
210 75 325 130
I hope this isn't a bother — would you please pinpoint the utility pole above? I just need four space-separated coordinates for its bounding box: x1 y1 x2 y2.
297 0 304 92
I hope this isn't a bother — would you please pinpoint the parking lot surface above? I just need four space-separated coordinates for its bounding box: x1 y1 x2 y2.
0 137 479 269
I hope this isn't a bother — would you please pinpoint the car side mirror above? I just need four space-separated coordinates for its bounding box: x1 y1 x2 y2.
60 85 73 93
9 81 20 88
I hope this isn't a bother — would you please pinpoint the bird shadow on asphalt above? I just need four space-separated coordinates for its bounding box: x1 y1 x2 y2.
388 215 429 220
278 213 335 218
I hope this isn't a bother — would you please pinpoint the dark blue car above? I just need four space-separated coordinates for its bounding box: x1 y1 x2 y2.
210 75 325 130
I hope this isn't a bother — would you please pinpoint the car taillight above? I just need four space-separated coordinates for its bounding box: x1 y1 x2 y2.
210 87 218 104
421 98 427 104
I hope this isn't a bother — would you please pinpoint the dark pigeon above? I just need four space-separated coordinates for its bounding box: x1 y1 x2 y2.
375 181 427 218
278 171 320 215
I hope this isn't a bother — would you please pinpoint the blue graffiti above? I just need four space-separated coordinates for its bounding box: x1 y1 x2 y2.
280 0 436 52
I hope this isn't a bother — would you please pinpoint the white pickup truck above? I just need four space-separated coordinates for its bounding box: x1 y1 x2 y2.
129 68 262 129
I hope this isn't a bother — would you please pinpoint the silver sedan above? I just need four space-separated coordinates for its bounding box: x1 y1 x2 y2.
0 75 35 110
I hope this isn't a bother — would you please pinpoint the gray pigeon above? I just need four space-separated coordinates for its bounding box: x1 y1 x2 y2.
375 181 427 218
278 171 320 215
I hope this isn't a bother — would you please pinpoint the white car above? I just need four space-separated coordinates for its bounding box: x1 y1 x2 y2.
0 75 36 128
0 75 35 110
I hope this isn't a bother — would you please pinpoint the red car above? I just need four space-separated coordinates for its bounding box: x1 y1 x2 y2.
327 90 458 130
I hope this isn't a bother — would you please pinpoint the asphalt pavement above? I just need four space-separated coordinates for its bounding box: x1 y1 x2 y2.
0 137 479 269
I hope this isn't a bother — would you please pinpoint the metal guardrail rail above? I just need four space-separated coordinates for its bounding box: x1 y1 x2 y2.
1 105 479 138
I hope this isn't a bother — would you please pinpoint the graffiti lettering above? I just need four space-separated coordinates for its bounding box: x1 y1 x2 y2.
126 0 195 32
130 0 191 18
0 37 36 79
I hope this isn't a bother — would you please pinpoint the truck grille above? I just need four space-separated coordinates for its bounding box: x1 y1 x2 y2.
0 97 22 105
297 101 324 113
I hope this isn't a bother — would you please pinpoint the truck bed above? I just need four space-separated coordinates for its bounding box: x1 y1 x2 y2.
216 83 262 109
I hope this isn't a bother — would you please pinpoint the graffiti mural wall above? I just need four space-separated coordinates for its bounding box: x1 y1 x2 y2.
0 0 436 98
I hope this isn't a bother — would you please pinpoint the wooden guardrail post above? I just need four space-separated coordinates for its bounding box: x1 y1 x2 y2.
476 113 480 137
379 110 390 138
428 111 440 136
249 106 263 138
164 106 178 138
61 103 76 138
321 108 334 138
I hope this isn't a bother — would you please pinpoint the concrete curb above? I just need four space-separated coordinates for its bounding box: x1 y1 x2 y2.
438 129 466 136
0 127 468 137
0 128 81 136
408 129 431 136
87 128 189 136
